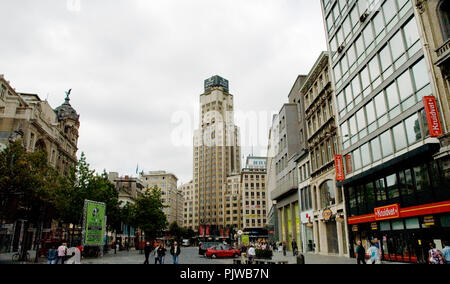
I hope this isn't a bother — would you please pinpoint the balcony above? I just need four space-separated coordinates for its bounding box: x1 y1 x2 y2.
435 39 450 67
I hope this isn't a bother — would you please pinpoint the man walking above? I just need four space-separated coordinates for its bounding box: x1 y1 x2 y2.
291 240 298 256
355 241 366 264
57 243 68 264
157 243 167 264
47 245 58 264
144 242 152 264
170 241 181 264
247 245 256 264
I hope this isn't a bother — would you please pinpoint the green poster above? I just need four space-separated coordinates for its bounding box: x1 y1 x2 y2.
83 200 106 246
241 235 250 246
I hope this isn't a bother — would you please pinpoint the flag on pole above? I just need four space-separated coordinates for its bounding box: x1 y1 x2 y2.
136 164 139 175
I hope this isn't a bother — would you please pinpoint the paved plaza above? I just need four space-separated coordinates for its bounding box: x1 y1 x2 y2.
0 247 401 265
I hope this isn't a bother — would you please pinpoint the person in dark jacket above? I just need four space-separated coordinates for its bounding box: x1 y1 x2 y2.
144 242 152 264
356 241 366 264
157 243 167 264
291 240 298 256
170 241 181 264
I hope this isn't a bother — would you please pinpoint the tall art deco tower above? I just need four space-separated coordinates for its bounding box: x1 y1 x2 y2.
193 75 241 236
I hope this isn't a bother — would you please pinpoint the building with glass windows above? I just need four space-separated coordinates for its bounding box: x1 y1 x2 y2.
321 0 450 263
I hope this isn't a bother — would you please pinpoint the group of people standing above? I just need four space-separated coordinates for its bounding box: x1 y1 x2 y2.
143 240 181 265
47 243 82 264
355 240 450 264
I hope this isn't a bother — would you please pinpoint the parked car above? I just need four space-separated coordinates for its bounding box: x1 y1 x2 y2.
199 242 221 255
206 244 241 259
182 239 191 247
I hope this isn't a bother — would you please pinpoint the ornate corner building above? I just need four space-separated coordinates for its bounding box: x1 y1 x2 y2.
0 75 80 176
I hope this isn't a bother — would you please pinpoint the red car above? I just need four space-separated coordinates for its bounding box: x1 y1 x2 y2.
206 244 241 259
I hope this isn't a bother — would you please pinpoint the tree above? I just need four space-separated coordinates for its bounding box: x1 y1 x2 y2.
0 140 61 260
132 186 167 241
169 222 183 240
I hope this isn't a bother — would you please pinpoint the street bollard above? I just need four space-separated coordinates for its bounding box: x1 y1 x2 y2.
296 253 305 264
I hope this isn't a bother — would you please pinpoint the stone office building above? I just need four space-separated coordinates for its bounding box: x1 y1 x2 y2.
321 0 450 263
193 75 241 236
0 75 80 253
301 51 347 256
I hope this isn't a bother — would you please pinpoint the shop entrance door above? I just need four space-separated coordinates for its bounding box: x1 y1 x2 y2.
326 221 339 254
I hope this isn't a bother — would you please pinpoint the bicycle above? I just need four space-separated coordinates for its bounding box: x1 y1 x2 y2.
11 251 31 263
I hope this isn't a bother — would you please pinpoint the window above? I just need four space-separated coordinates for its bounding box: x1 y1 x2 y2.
386 174 400 200
353 148 362 170
397 70 413 101
385 82 400 111
366 101 376 125
374 92 387 118
393 123 407 151
404 114 422 145
370 137 382 162
380 130 394 157
320 180 335 208
411 59 430 92
379 44 393 75
438 0 450 41
361 143 371 167
403 17 420 50
375 178 387 203
390 30 405 61
413 165 430 192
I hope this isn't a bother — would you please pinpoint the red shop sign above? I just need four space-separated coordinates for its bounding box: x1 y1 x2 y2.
335 155 345 181
374 204 400 221
423 96 443 137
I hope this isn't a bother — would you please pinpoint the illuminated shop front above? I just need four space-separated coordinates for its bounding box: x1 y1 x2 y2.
343 150 450 263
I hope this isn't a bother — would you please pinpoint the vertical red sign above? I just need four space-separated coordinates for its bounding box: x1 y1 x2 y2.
335 155 345 181
225 229 230 238
199 225 205 237
205 225 210 236
219 228 224 237
423 96 443 137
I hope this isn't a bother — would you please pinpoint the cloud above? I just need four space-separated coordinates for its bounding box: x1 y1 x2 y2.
0 0 326 184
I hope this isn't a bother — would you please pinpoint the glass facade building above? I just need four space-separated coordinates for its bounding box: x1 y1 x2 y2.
321 0 450 263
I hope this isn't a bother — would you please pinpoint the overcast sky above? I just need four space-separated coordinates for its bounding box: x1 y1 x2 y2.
1 0 326 185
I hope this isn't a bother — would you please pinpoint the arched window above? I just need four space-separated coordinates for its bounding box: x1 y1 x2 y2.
320 180 336 208
438 0 450 41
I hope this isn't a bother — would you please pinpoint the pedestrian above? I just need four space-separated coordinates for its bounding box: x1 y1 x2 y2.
367 241 381 264
170 241 181 264
291 240 298 256
47 245 58 264
157 243 167 264
355 241 366 265
428 242 445 264
247 245 256 264
144 242 152 264
57 243 68 264
240 245 247 264
442 241 450 264
282 241 287 257
153 243 159 264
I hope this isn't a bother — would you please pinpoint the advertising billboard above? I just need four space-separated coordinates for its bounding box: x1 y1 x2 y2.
82 200 106 246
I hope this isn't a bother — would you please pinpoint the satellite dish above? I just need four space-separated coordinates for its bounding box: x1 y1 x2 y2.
237 230 243 236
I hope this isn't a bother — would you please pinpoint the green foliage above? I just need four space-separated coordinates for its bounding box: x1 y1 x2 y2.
0 140 59 222
131 186 167 239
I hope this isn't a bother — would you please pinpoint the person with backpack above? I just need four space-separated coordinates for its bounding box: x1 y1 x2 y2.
428 242 445 264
